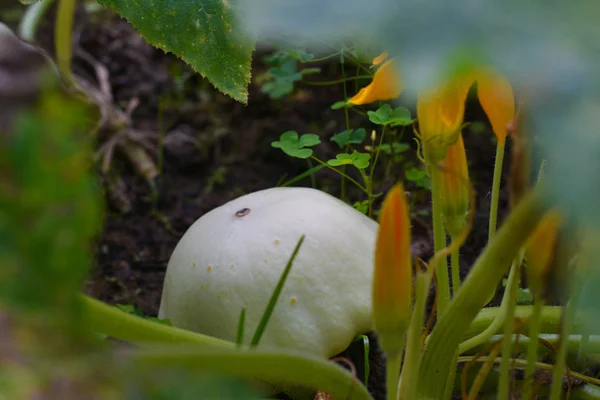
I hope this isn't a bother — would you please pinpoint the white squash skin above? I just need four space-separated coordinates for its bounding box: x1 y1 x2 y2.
159 187 378 358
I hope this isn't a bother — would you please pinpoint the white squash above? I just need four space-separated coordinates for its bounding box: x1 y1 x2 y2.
158 187 378 358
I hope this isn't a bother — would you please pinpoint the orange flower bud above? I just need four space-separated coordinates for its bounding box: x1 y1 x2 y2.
416 75 473 163
525 209 562 300
438 134 470 237
349 58 403 105
373 184 412 354
476 68 515 145
372 52 389 66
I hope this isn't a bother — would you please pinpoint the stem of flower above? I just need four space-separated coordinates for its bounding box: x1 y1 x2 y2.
399 271 430 399
386 349 403 400
430 166 450 317
451 241 460 296
458 260 520 354
55 0 76 87
497 256 521 399
522 299 543 399
488 140 506 241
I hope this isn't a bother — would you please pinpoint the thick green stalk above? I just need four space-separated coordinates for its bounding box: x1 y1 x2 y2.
416 188 547 399
430 167 450 316
399 271 430 399
386 350 403 400
132 346 373 400
80 294 233 348
522 299 544 399
488 141 506 241
497 259 521 399
55 0 76 86
459 261 520 354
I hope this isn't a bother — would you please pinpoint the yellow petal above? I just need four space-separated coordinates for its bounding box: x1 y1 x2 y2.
373 184 412 354
349 59 402 105
372 52 389 66
476 69 515 144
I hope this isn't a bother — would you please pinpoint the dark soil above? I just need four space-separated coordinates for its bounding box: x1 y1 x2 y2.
30 6 511 400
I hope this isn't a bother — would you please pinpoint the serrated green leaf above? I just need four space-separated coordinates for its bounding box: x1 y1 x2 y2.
330 128 367 147
97 0 254 103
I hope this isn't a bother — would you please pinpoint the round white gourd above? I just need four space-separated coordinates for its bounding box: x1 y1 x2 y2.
158 187 378 358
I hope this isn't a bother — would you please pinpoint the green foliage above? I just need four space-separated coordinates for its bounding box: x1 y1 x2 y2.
367 104 413 127
1 85 103 318
96 0 254 103
271 131 320 159
331 128 367 147
327 151 371 169
405 166 430 190
261 49 320 99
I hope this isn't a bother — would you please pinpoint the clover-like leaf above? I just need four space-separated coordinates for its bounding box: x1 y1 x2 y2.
330 128 367 148
368 104 414 126
97 0 254 103
327 151 371 169
271 131 320 159
405 167 426 181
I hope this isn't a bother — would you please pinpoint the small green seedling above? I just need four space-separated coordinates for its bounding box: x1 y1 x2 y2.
271 131 321 159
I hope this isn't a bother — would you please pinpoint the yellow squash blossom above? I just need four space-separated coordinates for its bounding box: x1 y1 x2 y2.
373 183 412 354
349 53 515 156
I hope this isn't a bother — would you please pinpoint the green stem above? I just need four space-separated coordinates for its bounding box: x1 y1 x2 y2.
465 305 567 340
79 294 233 348
459 260 520 354
132 346 373 400
18 0 55 42
399 271 430 399
301 75 372 86
430 166 450 317
416 188 547 399
497 258 521 399
522 299 544 399
488 141 506 241
451 242 460 296
55 0 77 87
340 50 351 202
386 350 403 400
550 297 576 399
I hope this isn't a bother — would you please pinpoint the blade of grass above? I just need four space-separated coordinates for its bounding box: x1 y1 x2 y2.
250 235 305 346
